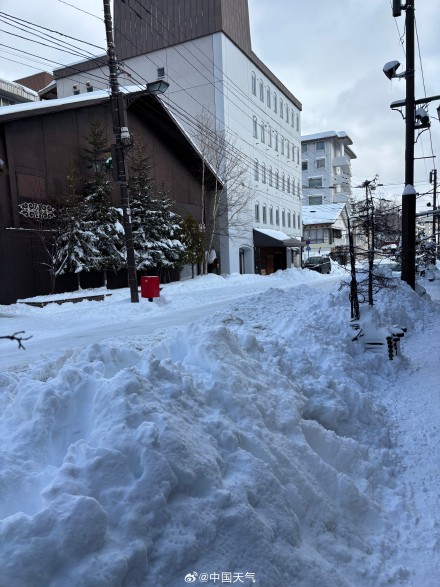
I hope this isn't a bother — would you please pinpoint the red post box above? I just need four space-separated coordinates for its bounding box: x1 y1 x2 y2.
140 276 160 301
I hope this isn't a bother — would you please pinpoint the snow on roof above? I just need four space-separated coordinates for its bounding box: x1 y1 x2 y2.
302 203 347 225
254 228 294 242
301 130 353 144
0 85 148 120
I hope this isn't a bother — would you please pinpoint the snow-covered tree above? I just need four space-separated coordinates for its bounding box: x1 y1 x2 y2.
128 146 185 274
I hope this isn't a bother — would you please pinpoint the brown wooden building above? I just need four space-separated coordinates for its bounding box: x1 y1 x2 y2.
0 89 214 304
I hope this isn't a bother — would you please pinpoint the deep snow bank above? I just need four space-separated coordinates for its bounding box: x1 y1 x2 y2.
0 280 437 587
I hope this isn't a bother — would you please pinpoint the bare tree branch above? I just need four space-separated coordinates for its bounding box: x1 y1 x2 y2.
0 331 32 350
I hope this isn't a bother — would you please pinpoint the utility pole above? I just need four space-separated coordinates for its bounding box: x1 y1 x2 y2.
401 0 416 289
430 169 437 256
103 0 139 302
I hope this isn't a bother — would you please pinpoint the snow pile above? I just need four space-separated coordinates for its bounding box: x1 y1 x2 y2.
0 275 438 586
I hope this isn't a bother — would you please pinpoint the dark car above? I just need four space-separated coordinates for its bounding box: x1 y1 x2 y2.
304 255 331 274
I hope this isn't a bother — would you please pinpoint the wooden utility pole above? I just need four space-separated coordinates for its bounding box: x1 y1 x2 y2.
103 0 139 302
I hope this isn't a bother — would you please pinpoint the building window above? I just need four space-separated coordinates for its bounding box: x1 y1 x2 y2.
281 136 284 156
268 166 273 186
296 148 300 164
253 116 258 138
282 209 286 227
309 195 323 205
255 202 260 222
291 109 294 127
251 72 256 95
273 93 277 113
287 212 291 228
268 126 272 147
286 140 290 159
287 175 291 193
302 161 308 171
259 80 264 101
301 143 308 153
269 206 274 225
263 204 267 223
282 173 285 191
308 177 323 188
316 158 325 169
275 170 279 190
316 141 325 151
254 160 259 181
276 207 280 226
260 122 265 143
266 86 271 107
280 98 284 118
292 213 296 228
274 131 278 151
296 114 300 132
285 104 289 122
157 66 165 78
262 163 266 183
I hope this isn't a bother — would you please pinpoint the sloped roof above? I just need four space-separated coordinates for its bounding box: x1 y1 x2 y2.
302 203 347 226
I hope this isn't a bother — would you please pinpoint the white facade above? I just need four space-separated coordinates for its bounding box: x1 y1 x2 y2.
55 31 302 275
301 131 356 208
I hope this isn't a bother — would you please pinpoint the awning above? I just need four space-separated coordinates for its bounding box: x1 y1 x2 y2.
253 229 305 248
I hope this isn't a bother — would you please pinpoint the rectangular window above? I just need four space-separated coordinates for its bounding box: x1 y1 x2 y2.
263 205 267 224
253 116 258 138
252 73 256 95
308 177 323 188
259 80 264 101
291 109 294 127
292 213 296 228
301 143 308 153
260 122 265 143
276 208 280 225
274 95 277 113
316 141 325 151
316 158 325 169
287 212 291 228
282 210 286 227
254 160 259 181
302 161 308 171
255 203 260 222
309 195 323 205
266 87 271 107
157 67 165 78
280 98 284 118
281 137 284 155
270 207 274 224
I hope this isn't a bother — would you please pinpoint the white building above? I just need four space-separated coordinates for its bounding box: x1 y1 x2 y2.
302 203 349 252
52 0 303 275
301 131 356 208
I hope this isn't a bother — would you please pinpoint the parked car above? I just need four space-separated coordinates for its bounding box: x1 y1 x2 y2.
303 256 331 274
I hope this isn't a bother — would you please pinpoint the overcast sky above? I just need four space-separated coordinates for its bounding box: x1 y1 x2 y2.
1 0 439 205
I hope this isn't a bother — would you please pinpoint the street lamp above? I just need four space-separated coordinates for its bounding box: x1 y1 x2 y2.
146 80 170 95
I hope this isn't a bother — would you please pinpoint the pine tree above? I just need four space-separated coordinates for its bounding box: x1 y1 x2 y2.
82 121 126 278
128 146 185 273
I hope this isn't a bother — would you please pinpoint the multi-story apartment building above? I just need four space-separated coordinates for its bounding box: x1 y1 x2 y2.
301 131 356 208
52 0 303 275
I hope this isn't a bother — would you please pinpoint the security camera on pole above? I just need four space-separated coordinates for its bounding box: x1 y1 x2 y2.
385 0 440 289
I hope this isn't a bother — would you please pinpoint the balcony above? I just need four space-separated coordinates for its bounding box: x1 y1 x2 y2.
332 155 351 170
